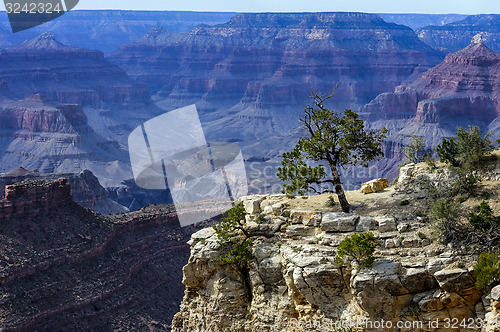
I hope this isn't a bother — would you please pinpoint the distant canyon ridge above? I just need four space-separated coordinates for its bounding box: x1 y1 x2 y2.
0 11 499 208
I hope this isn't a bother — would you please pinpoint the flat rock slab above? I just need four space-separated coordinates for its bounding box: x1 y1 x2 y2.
321 212 359 232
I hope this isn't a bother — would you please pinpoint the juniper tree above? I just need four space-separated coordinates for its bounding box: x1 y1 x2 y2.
277 91 387 213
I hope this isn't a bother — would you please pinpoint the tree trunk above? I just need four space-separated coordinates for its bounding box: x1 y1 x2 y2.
330 164 350 213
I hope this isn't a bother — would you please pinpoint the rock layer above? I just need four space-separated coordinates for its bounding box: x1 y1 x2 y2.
172 193 485 331
0 168 127 214
417 14 500 53
361 36 500 163
0 178 203 331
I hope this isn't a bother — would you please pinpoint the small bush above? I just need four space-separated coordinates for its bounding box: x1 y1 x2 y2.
255 213 267 224
213 202 254 268
481 190 493 200
220 239 254 269
400 199 410 206
469 201 500 231
417 232 427 240
474 252 500 292
336 232 376 268
429 197 461 242
401 135 430 165
325 195 336 207
436 126 494 170
451 168 481 197
282 210 291 218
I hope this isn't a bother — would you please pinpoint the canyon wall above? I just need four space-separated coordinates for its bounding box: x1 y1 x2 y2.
0 178 202 331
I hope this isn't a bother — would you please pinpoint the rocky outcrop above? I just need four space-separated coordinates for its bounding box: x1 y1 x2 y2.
0 168 128 214
0 178 204 331
417 14 500 53
172 192 489 331
360 178 389 194
0 178 71 221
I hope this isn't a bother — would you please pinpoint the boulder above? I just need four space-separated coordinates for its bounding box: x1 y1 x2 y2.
398 164 415 183
356 216 378 232
290 209 322 226
321 213 359 232
375 217 397 233
240 195 265 214
360 178 389 194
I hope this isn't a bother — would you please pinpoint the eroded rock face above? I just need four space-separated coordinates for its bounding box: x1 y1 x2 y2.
172 194 487 332
109 12 442 174
417 14 500 53
361 35 500 174
361 38 500 146
0 33 165 189
0 168 128 214
0 178 203 331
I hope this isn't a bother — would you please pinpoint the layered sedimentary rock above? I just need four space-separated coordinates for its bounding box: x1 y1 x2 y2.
0 10 236 53
0 168 127 214
0 33 164 188
109 13 443 140
108 12 443 192
361 35 500 163
417 14 500 53
172 167 500 331
378 14 467 30
0 178 202 331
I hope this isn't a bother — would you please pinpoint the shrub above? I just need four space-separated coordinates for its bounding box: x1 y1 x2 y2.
451 168 481 197
469 201 500 231
417 232 427 240
401 135 430 165
436 126 494 170
400 199 410 206
336 232 376 268
429 197 461 242
474 252 500 292
220 239 254 269
213 202 254 268
255 213 267 224
325 195 336 207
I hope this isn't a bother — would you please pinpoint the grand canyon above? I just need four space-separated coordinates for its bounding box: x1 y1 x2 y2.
0 8 500 331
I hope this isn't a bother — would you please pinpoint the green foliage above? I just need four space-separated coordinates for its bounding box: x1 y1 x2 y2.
325 195 336 207
336 232 376 268
213 202 254 268
474 252 500 292
429 198 461 223
429 197 462 242
436 137 460 167
417 231 427 240
469 201 500 231
451 167 481 197
401 135 429 165
213 202 246 243
255 213 267 224
436 126 494 170
277 91 387 212
220 239 254 269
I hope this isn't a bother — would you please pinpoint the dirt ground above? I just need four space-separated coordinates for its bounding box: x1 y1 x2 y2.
280 149 500 220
